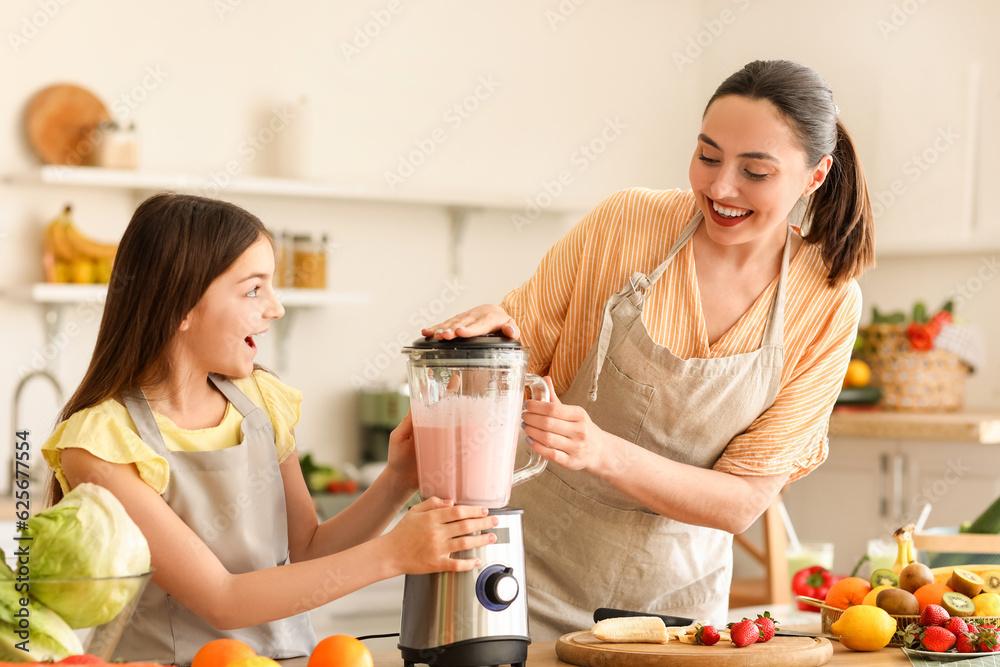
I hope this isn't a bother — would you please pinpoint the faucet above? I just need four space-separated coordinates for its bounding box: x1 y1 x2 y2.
10 369 64 496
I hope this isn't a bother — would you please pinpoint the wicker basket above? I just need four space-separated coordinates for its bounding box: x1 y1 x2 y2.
859 324 967 412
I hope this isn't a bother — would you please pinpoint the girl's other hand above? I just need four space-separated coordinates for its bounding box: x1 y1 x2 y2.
385 412 418 493
386 498 497 573
421 304 520 341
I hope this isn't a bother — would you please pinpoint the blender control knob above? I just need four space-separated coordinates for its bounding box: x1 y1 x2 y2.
486 569 519 605
476 564 520 611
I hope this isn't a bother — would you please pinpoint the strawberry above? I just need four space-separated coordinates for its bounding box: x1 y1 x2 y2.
695 624 720 646
919 603 950 627
897 622 923 649
920 626 957 653
730 619 761 648
946 617 969 636
979 628 1000 653
754 611 777 643
956 632 978 654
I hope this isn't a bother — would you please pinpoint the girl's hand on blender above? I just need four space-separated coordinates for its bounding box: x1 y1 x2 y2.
387 498 498 574
384 412 418 493
522 376 610 474
422 304 520 341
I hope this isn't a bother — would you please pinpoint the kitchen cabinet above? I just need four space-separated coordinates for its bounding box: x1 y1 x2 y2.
783 414 1000 575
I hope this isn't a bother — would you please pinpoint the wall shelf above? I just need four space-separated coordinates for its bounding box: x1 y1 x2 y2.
3 284 371 372
7 283 369 307
5 165 581 213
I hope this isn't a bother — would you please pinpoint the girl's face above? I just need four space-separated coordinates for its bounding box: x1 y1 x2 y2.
178 236 284 378
688 95 831 248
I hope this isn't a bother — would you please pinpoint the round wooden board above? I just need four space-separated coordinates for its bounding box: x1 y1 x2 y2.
25 83 110 165
556 631 833 667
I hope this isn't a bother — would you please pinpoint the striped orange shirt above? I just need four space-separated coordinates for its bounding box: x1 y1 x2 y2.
501 188 862 483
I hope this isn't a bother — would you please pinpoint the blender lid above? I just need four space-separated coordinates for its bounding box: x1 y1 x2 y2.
406 332 527 350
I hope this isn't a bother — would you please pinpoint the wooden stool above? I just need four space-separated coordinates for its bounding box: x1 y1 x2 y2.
728 497 791 608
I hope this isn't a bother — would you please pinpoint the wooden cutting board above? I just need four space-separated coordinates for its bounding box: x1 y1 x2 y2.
25 83 110 165
556 631 833 667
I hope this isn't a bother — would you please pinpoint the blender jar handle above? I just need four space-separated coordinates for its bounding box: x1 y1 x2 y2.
512 373 550 488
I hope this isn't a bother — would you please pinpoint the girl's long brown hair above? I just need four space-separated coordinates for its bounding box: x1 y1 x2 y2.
706 60 875 287
45 193 270 505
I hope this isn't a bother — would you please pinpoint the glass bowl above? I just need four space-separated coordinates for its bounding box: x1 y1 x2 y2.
1 559 153 662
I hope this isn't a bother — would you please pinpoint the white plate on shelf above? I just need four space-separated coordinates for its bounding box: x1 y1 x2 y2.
902 647 1000 662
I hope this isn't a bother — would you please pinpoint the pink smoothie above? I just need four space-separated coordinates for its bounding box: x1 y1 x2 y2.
411 394 522 508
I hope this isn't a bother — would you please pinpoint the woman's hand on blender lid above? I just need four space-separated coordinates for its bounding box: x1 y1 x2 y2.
422 304 521 340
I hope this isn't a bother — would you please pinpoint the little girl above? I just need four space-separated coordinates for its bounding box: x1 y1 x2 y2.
41 193 496 665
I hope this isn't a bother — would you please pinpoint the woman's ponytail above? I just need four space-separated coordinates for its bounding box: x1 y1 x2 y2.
803 119 876 287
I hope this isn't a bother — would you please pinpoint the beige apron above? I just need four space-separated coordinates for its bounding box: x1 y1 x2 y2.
510 210 791 640
108 374 316 665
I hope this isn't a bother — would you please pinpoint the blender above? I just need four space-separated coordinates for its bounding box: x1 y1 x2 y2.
399 334 549 667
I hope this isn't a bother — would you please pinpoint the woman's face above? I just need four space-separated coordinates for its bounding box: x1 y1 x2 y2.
688 95 830 247
177 235 285 379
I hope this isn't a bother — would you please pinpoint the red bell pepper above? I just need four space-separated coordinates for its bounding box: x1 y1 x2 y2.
906 322 934 351
925 310 953 338
792 566 841 612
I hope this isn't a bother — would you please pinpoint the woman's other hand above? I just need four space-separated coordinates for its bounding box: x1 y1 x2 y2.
421 304 520 340
522 376 609 474
386 498 498 573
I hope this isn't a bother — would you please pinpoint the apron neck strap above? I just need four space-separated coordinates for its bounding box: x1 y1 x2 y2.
208 373 257 417
122 387 170 456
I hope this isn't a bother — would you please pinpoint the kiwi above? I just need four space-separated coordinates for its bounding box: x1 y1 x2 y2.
947 568 985 598
871 568 899 588
981 570 1000 595
876 588 920 616
899 562 934 593
942 591 976 617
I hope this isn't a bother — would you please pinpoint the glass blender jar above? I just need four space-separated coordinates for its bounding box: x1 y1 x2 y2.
405 334 549 508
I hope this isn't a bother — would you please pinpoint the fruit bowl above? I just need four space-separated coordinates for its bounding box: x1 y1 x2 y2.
0 561 153 662
799 597 1000 647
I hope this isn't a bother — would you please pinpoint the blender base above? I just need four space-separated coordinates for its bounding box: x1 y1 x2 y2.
399 636 530 667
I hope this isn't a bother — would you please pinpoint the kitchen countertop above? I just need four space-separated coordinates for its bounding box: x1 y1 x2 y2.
829 408 1000 443
280 626 911 666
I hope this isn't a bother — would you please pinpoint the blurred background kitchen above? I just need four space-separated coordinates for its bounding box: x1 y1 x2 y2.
2 0 999 642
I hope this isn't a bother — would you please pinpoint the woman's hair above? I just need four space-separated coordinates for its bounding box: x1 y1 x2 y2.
46 193 271 505
705 60 875 287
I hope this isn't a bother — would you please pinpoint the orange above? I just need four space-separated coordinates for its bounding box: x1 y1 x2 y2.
192 639 258 667
843 360 871 388
914 583 954 612
307 635 373 667
229 659 281 667
825 577 872 610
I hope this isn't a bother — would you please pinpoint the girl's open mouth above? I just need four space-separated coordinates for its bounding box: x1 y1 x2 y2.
245 335 256 350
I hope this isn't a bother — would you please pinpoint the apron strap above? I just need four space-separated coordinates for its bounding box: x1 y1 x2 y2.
208 373 259 417
122 387 170 456
586 212 702 401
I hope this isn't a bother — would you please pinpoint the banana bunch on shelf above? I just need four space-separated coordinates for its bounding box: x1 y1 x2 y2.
42 205 118 284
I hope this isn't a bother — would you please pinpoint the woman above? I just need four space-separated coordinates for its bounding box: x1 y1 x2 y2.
42 194 496 664
425 60 875 638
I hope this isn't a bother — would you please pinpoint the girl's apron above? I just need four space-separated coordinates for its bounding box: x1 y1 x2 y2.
510 209 791 640
109 374 316 665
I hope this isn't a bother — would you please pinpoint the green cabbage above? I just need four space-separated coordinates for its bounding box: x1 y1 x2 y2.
23 483 151 629
0 559 83 662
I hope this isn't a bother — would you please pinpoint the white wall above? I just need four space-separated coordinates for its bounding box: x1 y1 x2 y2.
2 0 998 485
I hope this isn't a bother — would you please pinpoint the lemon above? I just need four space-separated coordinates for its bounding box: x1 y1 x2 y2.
862 585 894 606
831 605 897 651
973 592 1000 618
843 359 871 388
